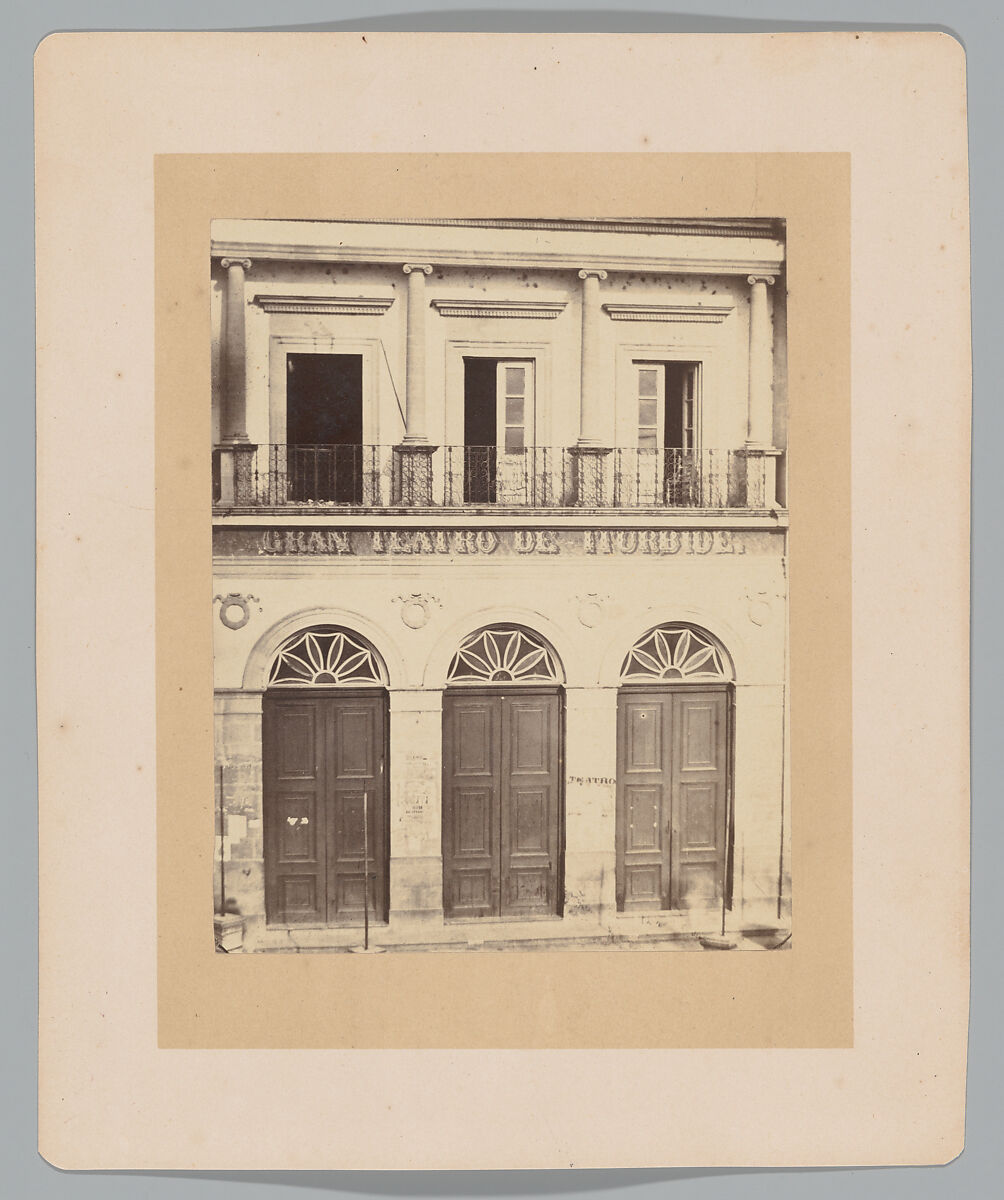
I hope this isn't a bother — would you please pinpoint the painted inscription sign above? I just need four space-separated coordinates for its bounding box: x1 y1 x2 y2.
212 527 777 557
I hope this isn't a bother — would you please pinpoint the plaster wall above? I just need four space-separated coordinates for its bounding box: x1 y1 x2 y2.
211 543 788 946
210 259 780 457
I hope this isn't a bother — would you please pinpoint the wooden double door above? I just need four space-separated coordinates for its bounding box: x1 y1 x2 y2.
263 689 388 926
617 687 732 912
442 688 563 919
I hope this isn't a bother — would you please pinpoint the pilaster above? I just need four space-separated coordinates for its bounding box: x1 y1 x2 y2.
387 688 444 926
563 687 619 916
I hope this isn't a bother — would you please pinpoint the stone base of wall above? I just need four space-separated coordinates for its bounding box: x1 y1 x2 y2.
214 661 790 950
241 904 789 953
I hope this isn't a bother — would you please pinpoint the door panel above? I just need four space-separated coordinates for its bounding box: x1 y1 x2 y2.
337 706 375 775
327 696 386 925
276 708 317 778
671 691 727 908
501 693 560 916
618 695 669 911
625 786 661 851
454 704 494 775
442 694 500 917
278 795 317 862
264 700 325 924
496 360 534 453
617 687 730 912
443 689 562 919
264 690 388 927
496 361 535 504
280 876 319 918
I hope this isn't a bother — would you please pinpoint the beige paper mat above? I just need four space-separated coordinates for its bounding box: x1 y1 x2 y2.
36 32 969 1168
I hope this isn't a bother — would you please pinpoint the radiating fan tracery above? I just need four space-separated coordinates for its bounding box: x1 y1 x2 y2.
620 624 730 683
447 626 561 685
268 626 387 687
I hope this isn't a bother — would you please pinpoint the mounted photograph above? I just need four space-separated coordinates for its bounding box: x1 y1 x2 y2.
209 216 791 954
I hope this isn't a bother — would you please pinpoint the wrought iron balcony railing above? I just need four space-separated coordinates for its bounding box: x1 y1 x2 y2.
213 444 776 510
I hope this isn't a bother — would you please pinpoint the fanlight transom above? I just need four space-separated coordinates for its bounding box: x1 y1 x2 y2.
447 626 562 685
620 624 731 683
268 625 388 687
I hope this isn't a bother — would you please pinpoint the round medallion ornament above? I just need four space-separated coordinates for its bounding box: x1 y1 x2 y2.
393 593 441 630
215 593 259 631
745 589 772 627
576 593 609 629
401 601 427 629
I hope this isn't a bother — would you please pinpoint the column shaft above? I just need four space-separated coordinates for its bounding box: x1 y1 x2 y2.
577 268 607 445
403 264 432 443
746 274 775 447
220 258 251 442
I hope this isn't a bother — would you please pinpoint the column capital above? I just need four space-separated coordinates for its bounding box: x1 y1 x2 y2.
220 257 252 271
747 273 775 287
403 263 433 276
578 268 608 281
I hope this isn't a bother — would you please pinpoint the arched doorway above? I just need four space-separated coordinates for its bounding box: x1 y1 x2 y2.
617 623 734 913
262 625 389 927
442 625 565 919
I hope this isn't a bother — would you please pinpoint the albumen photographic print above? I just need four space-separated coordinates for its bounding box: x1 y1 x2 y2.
35 32 969 1170
209 216 791 955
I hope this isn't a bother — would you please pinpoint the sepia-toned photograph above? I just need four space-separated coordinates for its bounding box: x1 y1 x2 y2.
34 24 973 1168
210 216 791 954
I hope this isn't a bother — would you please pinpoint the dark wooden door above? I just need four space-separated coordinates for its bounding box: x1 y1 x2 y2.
263 689 388 926
442 688 562 918
617 687 730 911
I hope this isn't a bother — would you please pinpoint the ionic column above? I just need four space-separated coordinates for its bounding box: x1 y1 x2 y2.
577 268 608 446
217 257 256 506
571 268 611 505
744 274 780 508
220 257 252 442
402 264 433 443
746 274 776 448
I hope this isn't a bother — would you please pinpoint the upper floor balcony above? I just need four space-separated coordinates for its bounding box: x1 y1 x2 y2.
212 442 783 514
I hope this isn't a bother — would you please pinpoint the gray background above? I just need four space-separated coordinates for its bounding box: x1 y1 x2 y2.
10 1 995 1195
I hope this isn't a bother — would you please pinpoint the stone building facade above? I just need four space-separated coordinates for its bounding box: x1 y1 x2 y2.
211 217 790 950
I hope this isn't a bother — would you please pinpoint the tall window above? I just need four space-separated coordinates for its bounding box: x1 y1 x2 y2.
634 361 700 451
462 358 537 504
633 361 701 505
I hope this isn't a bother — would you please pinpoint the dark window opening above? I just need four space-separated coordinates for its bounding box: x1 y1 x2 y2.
464 357 499 503
286 353 363 503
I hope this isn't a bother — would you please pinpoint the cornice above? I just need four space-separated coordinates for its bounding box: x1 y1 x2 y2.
214 241 784 278
251 294 395 316
211 511 788 531
602 302 735 324
430 299 567 320
334 217 783 240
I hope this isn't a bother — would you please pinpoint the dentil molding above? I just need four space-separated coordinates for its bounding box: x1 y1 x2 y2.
252 294 395 316
431 299 567 320
602 302 734 324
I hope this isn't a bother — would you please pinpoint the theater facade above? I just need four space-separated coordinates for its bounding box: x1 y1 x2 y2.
211 217 790 951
